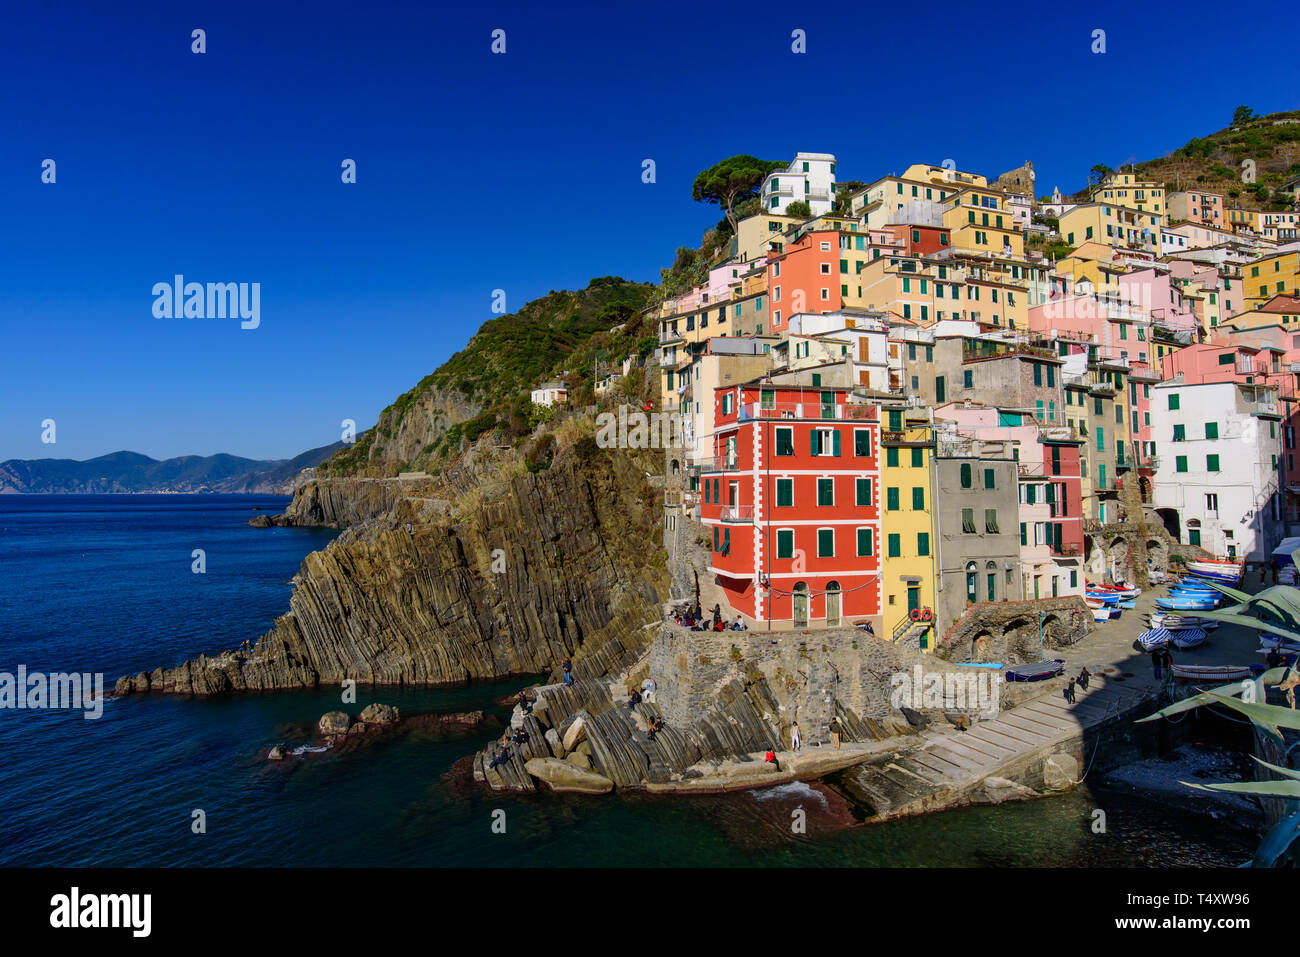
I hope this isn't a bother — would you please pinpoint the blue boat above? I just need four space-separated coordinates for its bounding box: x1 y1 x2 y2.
1155 596 1218 611
1085 591 1120 605
1004 659 1065 682
1138 627 1172 650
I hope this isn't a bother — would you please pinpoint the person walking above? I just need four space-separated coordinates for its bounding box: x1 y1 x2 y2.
1151 649 1163 681
1078 666 1090 692
791 722 801 752
1063 677 1076 705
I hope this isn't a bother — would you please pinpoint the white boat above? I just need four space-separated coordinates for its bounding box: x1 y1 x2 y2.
1149 613 1219 630
1172 664 1255 683
1168 628 1208 649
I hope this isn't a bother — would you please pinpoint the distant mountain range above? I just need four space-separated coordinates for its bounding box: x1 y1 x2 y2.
0 442 346 494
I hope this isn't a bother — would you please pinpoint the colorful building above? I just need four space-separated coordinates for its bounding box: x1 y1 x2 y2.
879 403 939 648
698 379 881 628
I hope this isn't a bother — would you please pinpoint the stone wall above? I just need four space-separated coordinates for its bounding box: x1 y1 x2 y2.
937 596 1092 663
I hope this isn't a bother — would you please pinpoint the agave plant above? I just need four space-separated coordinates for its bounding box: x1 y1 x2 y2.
1140 579 1300 867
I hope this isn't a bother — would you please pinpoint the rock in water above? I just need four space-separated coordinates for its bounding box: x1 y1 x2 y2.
1043 753 1079 791
318 711 351 736
525 758 613 794
248 515 273 528
267 745 285 761
359 703 400 725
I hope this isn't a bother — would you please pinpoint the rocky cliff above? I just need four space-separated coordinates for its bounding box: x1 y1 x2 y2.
115 441 670 695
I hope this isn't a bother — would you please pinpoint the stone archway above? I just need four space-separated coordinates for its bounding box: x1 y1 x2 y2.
1156 508 1180 543
972 629 994 662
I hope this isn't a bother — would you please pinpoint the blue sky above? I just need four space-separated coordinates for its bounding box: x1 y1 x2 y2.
2 0 1296 461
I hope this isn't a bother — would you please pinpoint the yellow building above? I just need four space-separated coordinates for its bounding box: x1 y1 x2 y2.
879 404 940 651
857 252 1028 331
1089 172 1167 225
941 186 1024 258
1228 207 1261 235
1244 251 1300 309
1059 203 1162 253
851 164 989 228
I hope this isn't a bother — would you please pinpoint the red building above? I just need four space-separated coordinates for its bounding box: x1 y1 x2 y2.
883 223 951 257
698 382 881 627
766 229 843 336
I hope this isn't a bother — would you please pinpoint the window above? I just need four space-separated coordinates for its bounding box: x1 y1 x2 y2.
1207 454 1220 472
1168 393 1180 410
984 468 995 490
817 478 834 506
854 429 872 457
776 478 793 507
857 528 873 556
960 463 972 488
887 533 901 557
776 529 794 559
912 487 925 510
775 427 793 456
1173 424 1185 442
911 448 923 467
1205 422 1218 440
887 487 900 511
961 508 976 533
855 478 872 506
817 528 835 557
886 447 899 467
963 370 973 389
1175 455 1188 473
985 509 999 534
810 428 840 456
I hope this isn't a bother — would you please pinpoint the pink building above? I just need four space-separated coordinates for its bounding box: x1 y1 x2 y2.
1118 269 1197 338
1027 293 1153 366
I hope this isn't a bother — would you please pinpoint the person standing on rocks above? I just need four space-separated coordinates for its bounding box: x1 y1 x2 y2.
562 657 573 686
791 722 801 751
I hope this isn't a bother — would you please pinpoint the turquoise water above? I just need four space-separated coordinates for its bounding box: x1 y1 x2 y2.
0 496 1256 866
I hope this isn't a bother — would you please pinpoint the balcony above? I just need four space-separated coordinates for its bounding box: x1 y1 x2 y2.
1053 542 1082 556
696 456 743 473
718 505 756 522
739 402 877 422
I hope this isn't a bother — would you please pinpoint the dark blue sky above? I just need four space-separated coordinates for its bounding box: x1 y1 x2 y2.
2 0 1295 460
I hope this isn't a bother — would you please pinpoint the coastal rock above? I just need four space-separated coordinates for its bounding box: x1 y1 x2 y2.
318 711 351 736
113 447 669 696
545 728 564 758
348 722 368 734
359 703 400 725
249 514 273 528
561 714 588 752
1043 753 1079 791
969 776 1035 805
267 745 285 761
565 751 591 770
525 758 613 794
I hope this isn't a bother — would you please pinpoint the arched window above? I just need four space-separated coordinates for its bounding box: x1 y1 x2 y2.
965 562 978 604
986 561 998 602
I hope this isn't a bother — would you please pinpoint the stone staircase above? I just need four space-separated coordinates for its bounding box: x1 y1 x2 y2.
838 674 1154 820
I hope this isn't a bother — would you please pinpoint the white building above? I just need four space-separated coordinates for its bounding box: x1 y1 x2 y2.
1150 379 1284 561
786 310 890 390
531 382 568 407
760 152 837 217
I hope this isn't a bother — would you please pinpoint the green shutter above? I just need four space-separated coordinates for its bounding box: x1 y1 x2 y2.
984 468 995 489
888 533 901 557
777 529 794 558
913 487 925 510
887 487 899 511
777 479 793 507
832 430 841 457
917 533 930 556
857 528 872 555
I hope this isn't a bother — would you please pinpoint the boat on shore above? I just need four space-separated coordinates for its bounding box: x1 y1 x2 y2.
1171 664 1258 683
1148 613 1218 630
1184 560 1244 583
1168 627 1208 649
1155 596 1219 611
1004 659 1065 682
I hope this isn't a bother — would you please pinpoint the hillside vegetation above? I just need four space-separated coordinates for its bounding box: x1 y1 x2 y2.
1078 109 1300 210
321 276 658 476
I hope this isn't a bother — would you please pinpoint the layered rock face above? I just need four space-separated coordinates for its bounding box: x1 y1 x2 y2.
115 445 668 695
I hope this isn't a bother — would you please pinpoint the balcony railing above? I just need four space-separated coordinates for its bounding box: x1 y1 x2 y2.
739 402 877 422
718 505 756 522
696 456 743 473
